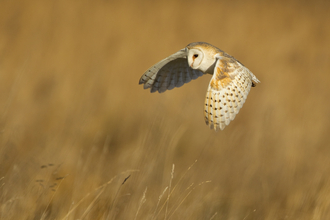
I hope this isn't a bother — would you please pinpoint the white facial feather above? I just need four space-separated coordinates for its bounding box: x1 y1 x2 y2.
187 48 204 69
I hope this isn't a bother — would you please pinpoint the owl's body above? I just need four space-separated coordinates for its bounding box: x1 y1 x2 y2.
139 42 260 131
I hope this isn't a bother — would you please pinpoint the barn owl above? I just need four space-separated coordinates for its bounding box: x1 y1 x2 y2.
139 42 260 131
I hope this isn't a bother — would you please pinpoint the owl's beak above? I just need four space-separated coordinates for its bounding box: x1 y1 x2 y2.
190 59 194 67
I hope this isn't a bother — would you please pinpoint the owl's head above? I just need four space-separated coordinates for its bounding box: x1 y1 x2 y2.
187 48 204 69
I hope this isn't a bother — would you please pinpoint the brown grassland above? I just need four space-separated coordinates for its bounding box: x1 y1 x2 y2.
1 0 330 219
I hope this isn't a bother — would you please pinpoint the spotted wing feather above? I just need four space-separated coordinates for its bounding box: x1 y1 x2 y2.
204 57 258 131
139 49 204 93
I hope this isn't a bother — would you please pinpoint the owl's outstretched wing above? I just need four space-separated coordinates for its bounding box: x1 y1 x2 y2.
139 49 204 93
204 56 259 131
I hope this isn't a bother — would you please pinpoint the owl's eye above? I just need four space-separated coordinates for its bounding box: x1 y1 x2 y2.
193 54 199 58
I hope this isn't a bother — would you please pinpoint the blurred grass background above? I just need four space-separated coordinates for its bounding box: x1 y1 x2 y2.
1 0 330 219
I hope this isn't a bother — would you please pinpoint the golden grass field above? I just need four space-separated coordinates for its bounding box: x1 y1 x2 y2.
1 0 330 219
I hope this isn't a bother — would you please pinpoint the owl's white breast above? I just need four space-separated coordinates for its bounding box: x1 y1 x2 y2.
197 54 217 75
